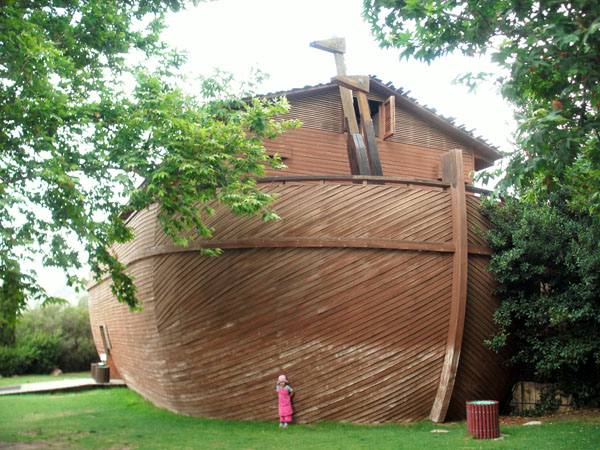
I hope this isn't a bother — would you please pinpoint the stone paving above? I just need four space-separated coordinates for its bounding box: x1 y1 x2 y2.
0 378 125 396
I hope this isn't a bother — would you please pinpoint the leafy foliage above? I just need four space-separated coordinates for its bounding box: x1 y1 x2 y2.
0 331 61 377
481 194 600 405
0 0 298 339
1 301 99 376
16 303 98 373
363 0 600 216
364 0 600 406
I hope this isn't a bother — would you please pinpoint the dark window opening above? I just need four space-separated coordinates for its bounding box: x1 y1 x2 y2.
99 325 111 353
353 98 382 137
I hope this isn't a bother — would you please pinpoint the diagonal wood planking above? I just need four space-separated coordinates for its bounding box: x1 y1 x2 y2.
89 178 512 423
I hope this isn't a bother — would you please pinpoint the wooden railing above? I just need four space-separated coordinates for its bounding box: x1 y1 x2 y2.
256 174 493 196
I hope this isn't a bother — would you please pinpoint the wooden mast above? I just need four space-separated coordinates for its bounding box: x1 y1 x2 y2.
430 149 469 422
310 38 382 177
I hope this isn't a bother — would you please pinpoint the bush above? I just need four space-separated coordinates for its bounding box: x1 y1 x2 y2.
19 332 61 374
18 303 98 373
0 302 98 375
482 193 600 406
0 332 60 376
0 345 24 377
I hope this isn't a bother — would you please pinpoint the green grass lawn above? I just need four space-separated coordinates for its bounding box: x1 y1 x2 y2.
0 387 598 449
0 372 91 387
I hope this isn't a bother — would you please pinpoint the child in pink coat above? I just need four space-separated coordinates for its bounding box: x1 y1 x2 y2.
276 374 294 427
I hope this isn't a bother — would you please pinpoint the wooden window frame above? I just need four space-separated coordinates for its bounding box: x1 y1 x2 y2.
99 325 111 352
381 95 395 140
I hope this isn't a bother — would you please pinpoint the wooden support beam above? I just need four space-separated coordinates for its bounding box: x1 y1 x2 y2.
332 75 370 93
357 91 383 177
309 38 346 54
310 37 377 177
430 149 469 423
334 53 347 77
340 87 359 134
362 120 383 177
346 118 370 176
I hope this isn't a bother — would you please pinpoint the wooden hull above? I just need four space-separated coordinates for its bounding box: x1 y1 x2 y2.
89 178 514 423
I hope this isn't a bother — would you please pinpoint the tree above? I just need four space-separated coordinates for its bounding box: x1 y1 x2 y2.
363 1 600 403
481 193 600 405
17 303 98 373
0 0 298 344
363 0 600 215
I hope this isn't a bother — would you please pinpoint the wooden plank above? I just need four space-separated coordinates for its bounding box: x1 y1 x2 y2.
356 90 372 121
334 53 346 77
311 37 368 177
347 123 370 176
430 149 469 423
256 174 450 189
88 180 510 424
332 75 370 93
260 126 476 181
446 256 516 419
382 95 395 139
309 37 346 54
363 120 384 177
355 91 383 177
135 239 456 261
340 87 359 134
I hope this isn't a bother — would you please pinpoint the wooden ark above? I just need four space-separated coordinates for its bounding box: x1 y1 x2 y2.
88 74 514 423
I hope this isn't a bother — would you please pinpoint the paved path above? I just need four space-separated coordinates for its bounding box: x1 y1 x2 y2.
0 378 126 396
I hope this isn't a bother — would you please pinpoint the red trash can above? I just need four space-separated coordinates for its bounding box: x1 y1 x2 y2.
466 400 499 439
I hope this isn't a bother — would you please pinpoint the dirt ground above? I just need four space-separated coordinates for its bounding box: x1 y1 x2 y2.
499 408 600 425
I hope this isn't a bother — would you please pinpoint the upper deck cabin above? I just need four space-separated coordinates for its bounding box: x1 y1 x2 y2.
261 76 501 183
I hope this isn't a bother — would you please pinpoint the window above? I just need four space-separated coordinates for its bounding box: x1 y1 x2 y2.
381 96 395 140
352 95 395 140
99 325 111 353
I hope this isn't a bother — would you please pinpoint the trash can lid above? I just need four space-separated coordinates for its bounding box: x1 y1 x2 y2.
469 400 497 405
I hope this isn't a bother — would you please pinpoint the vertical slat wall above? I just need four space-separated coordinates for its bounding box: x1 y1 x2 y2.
276 87 344 133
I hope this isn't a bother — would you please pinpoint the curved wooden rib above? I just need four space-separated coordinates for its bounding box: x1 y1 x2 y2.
430 149 469 422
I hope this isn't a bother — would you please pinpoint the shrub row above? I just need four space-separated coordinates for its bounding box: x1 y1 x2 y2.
0 332 61 376
0 303 98 377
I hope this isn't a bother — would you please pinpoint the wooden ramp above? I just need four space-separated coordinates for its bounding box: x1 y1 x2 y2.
0 378 126 396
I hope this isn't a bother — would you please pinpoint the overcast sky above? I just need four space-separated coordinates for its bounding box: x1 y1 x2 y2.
40 0 517 302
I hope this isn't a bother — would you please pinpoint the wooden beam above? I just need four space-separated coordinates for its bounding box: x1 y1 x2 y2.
255 175 451 189
340 88 359 134
356 91 383 177
362 120 383 177
310 37 370 177
309 37 346 54
137 239 456 260
430 149 469 423
334 53 347 76
346 120 370 176
332 75 370 93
